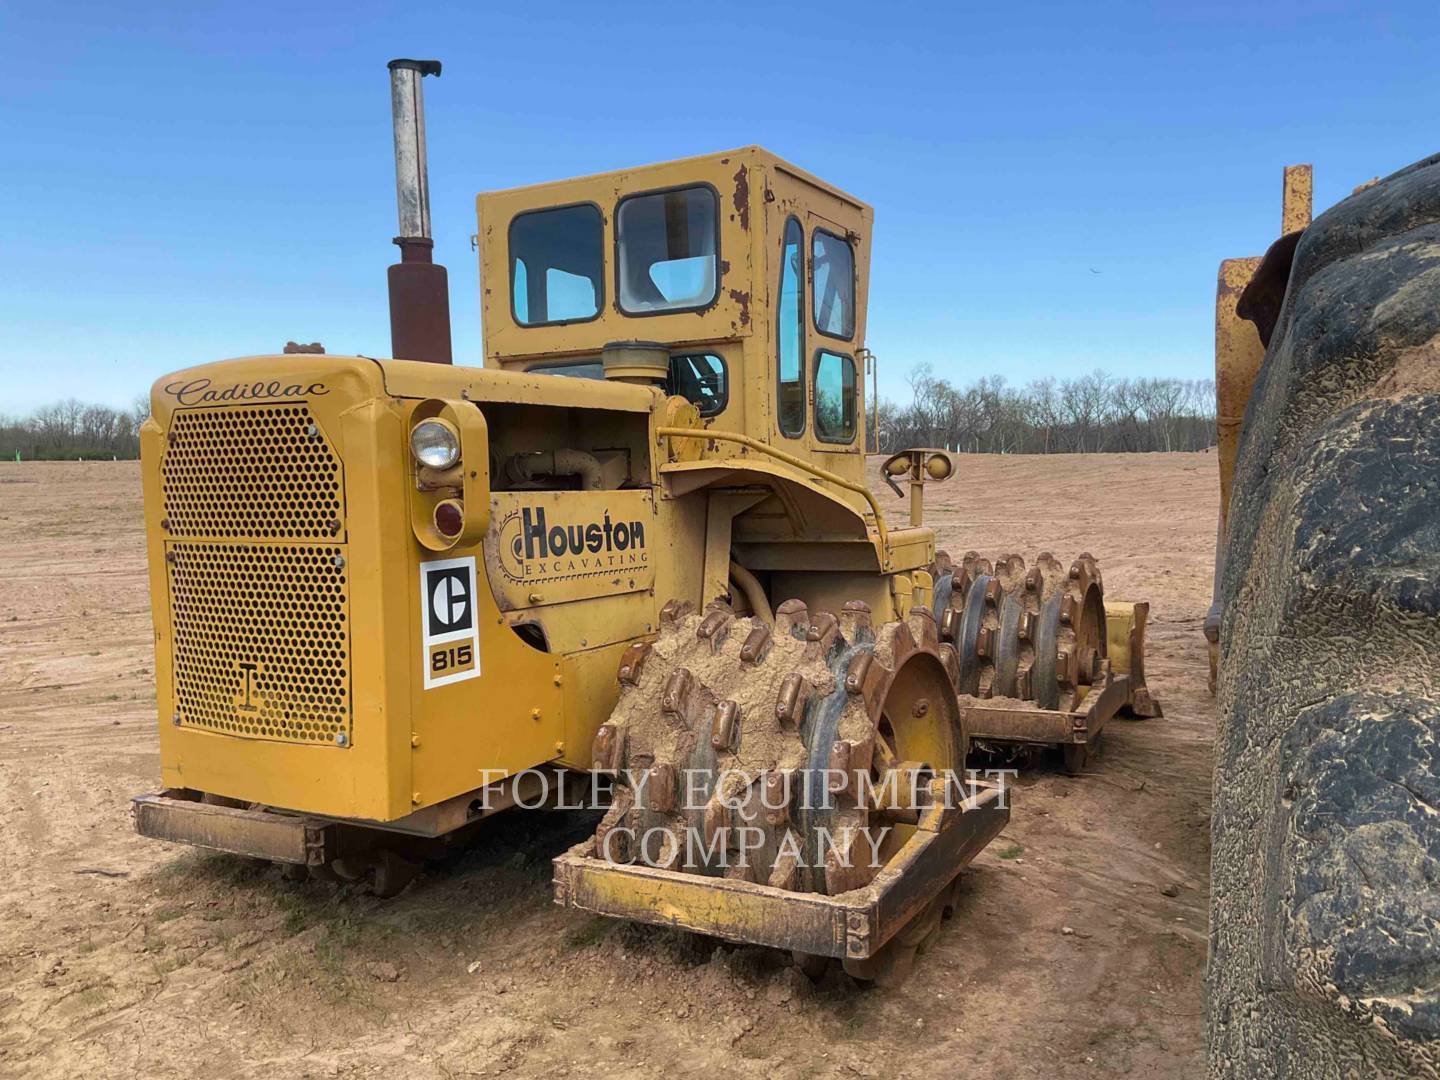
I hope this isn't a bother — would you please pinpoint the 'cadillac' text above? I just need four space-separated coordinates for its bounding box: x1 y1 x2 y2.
163 378 330 406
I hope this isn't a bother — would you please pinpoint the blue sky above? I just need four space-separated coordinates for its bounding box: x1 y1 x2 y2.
1 1 1435 413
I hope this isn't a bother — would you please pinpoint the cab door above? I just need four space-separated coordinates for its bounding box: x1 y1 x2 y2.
805 210 861 458
763 166 871 483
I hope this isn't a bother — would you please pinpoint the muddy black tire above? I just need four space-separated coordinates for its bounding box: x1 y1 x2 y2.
1212 153 1440 1077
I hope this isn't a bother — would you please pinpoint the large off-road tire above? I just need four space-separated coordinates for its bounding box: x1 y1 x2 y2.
1212 153 1440 1077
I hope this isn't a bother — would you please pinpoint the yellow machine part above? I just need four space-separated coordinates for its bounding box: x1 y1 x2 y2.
1210 164 1313 687
142 356 622 824
1214 255 1266 529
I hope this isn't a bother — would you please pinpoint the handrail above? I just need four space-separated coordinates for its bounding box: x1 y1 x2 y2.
656 426 890 553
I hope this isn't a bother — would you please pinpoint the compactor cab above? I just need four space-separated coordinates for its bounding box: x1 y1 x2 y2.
476 147 873 487
133 60 1157 982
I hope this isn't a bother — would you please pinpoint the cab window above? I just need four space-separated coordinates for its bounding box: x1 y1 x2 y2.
616 185 719 314
812 229 855 340
814 350 856 442
777 218 805 437
669 353 727 417
510 204 603 325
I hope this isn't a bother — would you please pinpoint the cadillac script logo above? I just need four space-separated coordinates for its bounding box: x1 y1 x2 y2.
496 503 650 584
163 378 330 406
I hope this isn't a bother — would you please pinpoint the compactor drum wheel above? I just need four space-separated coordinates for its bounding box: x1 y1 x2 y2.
588 597 970 980
931 549 1115 771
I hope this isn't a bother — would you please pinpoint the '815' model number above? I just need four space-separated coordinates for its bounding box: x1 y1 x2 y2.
429 642 474 675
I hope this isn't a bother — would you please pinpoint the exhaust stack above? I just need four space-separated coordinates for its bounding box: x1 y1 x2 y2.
386 58 453 364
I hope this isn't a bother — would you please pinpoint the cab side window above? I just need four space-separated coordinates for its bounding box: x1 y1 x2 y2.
777 218 805 437
812 229 855 340
814 350 856 442
669 353 728 417
510 204 604 325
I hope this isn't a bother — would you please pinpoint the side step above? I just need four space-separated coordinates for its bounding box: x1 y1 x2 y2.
133 791 335 865
553 779 1009 962
133 770 566 861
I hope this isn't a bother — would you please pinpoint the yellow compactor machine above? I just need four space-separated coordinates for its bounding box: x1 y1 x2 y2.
133 59 1158 980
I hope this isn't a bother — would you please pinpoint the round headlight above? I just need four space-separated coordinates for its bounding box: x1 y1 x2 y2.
410 419 460 469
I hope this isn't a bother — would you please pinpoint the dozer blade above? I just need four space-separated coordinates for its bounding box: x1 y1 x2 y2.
959 665 1134 775
1104 600 1162 718
553 778 1008 964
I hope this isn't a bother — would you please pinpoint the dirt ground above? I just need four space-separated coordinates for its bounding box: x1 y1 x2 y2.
0 452 1218 1079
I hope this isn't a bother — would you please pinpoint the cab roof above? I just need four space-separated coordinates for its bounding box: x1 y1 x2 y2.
477 145 870 215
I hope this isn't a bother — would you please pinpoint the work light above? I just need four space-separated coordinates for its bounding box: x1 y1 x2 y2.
409 418 460 469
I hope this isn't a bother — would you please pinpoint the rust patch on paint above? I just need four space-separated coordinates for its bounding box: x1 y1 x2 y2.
732 165 750 231
729 289 751 327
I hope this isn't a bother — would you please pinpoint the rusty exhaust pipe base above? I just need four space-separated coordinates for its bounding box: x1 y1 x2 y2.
388 236 452 365
387 58 452 365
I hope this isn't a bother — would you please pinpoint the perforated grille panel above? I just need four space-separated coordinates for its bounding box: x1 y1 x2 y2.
161 405 345 540
168 542 351 743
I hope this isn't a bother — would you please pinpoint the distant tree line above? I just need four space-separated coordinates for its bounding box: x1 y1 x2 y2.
1 371 1215 462
870 366 1216 454
0 399 148 460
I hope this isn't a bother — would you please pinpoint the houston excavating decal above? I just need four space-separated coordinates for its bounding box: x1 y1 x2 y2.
496 502 649 583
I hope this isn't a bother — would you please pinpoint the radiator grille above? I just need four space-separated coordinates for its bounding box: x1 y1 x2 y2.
161 404 345 540
168 543 351 744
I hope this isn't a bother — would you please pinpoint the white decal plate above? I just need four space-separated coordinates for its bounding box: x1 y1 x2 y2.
420 556 481 689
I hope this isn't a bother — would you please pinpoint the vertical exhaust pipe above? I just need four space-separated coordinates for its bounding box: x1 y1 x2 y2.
387 58 453 364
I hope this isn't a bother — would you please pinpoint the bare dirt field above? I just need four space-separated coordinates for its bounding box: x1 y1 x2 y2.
0 452 1218 1079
